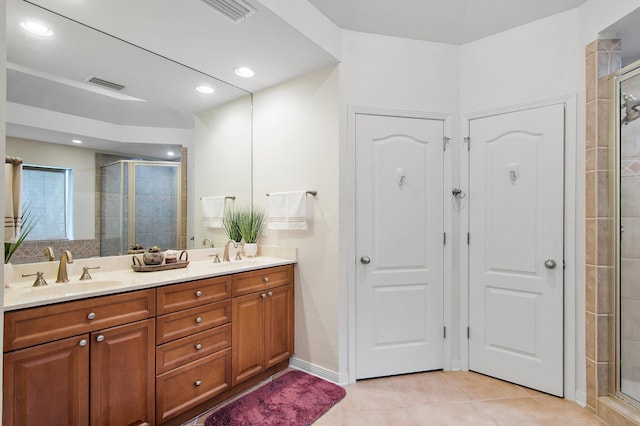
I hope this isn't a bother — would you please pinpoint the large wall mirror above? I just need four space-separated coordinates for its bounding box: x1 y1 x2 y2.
6 0 253 262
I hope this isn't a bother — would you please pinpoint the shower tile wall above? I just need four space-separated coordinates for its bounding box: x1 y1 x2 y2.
585 39 620 418
134 165 178 250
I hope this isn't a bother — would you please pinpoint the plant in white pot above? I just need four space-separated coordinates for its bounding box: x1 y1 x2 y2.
223 208 243 244
236 207 266 257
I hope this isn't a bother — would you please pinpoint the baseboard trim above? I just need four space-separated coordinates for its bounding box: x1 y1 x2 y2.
575 389 587 407
289 357 347 385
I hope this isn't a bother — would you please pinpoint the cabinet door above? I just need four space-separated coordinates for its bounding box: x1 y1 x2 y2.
90 319 155 426
231 293 265 385
265 284 294 369
3 334 89 426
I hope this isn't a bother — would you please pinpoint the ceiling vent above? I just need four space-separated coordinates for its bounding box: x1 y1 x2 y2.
86 76 125 91
201 0 256 23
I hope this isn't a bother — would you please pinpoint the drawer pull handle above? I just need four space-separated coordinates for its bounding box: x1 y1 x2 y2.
87 312 96 320
96 335 105 342
195 380 202 387
268 291 273 297
261 293 266 298
263 277 269 283
195 343 202 350
195 317 203 323
195 290 202 297
79 339 88 347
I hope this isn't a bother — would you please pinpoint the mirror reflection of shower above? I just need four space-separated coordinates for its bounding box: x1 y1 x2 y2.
622 92 640 124
100 160 181 256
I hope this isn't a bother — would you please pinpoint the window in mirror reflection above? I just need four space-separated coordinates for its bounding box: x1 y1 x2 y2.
23 165 73 240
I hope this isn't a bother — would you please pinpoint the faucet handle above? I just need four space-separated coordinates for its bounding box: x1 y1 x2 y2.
235 251 242 261
22 271 48 287
209 253 221 263
80 266 100 281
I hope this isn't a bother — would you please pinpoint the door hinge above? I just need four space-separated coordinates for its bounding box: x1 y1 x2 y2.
464 136 470 151
467 232 470 244
443 326 447 339
443 232 447 245
467 327 470 339
443 136 451 151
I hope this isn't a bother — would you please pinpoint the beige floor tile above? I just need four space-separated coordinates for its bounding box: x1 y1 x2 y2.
533 395 608 425
339 378 407 412
410 402 497 425
341 407 422 426
384 371 471 405
474 397 568 425
313 403 344 426
443 371 530 401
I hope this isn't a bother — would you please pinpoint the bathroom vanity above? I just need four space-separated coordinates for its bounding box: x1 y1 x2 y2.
2 256 295 425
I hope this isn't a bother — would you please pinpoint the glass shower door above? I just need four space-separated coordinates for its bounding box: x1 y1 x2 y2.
617 65 640 406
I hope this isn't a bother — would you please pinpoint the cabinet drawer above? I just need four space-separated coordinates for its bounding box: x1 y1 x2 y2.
156 348 231 423
232 265 293 297
4 289 155 352
156 276 231 315
156 324 231 374
156 300 231 344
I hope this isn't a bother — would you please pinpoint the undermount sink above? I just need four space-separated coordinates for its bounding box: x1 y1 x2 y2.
7 279 123 300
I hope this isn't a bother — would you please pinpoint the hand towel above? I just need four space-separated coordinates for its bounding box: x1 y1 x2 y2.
268 191 308 230
4 157 23 243
201 196 225 228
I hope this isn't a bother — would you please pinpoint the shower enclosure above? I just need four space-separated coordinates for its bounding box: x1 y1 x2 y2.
614 62 640 408
100 160 181 256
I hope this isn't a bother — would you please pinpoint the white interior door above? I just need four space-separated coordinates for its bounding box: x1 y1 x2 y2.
355 112 444 380
468 104 564 396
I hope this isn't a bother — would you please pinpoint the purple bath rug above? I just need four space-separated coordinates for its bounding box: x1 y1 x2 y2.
204 370 346 425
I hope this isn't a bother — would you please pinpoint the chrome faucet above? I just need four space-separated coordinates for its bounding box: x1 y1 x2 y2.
203 238 214 248
56 250 74 283
222 240 237 262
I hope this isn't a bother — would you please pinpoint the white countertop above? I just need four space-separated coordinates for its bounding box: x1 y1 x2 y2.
5 247 297 311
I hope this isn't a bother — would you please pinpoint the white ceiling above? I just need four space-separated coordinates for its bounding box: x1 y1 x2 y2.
307 0 588 44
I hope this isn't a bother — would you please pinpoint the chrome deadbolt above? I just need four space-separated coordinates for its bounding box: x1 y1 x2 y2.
544 259 557 269
360 256 371 264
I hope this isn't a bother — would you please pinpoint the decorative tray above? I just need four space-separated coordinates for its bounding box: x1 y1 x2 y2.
131 251 189 272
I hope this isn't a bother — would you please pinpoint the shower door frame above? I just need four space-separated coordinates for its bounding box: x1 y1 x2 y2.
612 61 640 410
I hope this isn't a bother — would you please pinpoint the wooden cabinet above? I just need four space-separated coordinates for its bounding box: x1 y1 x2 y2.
232 265 294 386
155 276 233 424
3 289 155 426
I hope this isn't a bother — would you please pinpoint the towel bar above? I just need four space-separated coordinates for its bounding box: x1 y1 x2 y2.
266 191 317 197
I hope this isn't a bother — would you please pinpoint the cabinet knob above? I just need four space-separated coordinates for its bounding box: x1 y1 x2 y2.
96 335 105 342
195 317 202 323
263 277 269 283
261 293 266 298
195 290 202 297
79 339 88 347
267 291 273 297
87 312 96 320
195 380 202 387
195 343 202 350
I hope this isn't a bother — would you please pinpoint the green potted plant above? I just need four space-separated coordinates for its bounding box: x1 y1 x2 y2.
236 207 266 257
4 207 39 285
223 208 243 243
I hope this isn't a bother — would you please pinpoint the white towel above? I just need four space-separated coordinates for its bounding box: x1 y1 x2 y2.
268 191 308 230
201 196 225 228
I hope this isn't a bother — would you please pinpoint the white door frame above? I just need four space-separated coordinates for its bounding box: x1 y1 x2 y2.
346 106 453 384
459 95 578 401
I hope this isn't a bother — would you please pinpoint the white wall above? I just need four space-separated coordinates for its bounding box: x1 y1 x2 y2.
193 95 253 247
6 137 96 240
252 66 340 374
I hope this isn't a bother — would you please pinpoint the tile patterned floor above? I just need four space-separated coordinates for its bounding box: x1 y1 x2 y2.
184 370 606 425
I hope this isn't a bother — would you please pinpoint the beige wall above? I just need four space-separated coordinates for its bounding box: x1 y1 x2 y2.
252 66 340 374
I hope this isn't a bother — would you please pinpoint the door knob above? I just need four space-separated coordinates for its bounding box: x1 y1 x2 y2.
544 259 557 269
360 256 371 264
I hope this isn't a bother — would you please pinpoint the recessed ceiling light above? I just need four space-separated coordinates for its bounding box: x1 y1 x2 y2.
195 85 214 94
21 21 53 37
234 67 255 78
72 139 82 144
167 151 175 157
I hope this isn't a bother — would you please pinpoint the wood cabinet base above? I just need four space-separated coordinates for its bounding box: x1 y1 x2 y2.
158 359 290 426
